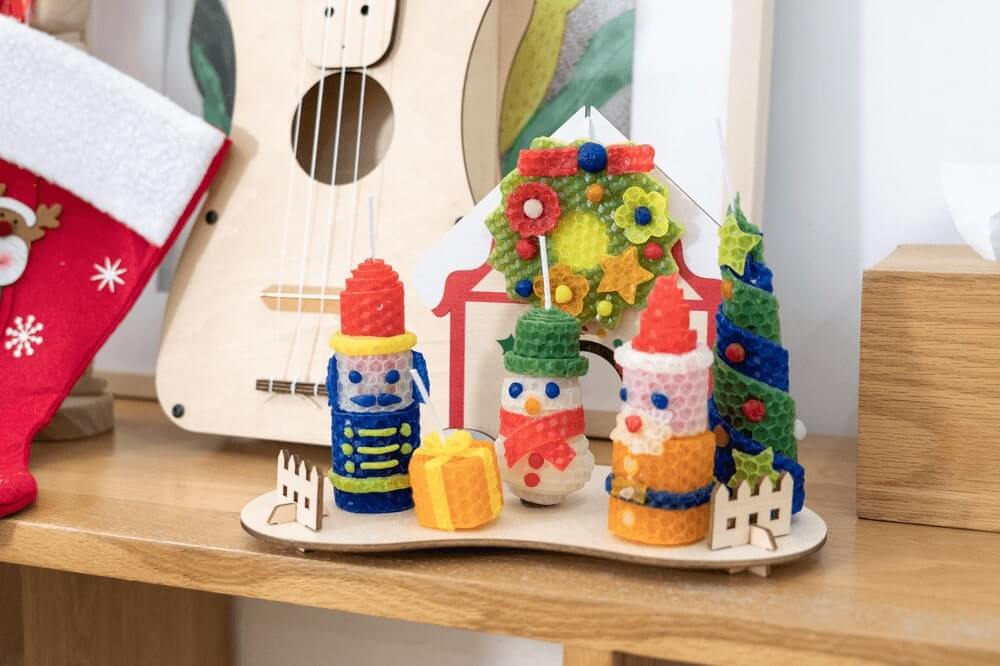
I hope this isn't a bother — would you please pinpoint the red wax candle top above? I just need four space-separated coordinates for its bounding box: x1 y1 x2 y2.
631 274 696 354
339 258 405 337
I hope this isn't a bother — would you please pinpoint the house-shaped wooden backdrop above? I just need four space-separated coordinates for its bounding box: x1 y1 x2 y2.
414 108 722 436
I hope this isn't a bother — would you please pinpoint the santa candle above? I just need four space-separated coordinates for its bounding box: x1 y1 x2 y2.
326 258 429 514
607 275 715 545
496 307 593 505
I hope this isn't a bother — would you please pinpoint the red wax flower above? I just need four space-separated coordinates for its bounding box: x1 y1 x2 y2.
516 238 537 260
725 342 746 363
506 182 560 237
741 398 766 423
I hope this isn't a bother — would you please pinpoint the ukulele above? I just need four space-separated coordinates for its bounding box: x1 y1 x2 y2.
158 0 514 445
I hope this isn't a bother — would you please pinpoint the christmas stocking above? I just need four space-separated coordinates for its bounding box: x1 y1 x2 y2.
0 17 229 516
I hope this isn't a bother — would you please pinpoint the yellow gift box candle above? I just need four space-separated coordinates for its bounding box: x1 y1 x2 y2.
410 430 504 531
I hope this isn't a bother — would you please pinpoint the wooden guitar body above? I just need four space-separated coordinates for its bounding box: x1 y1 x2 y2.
157 0 503 445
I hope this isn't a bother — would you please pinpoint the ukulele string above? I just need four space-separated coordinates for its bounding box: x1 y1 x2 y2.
270 39 311 358
280 0 342 386
302 0 362 386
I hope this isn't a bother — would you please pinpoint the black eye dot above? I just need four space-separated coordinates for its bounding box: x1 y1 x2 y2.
324 5 335 17
361 4 370 15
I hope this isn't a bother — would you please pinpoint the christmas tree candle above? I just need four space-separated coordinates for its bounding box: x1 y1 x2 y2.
325 258 430 514
607 275 716 545
710 196 806 512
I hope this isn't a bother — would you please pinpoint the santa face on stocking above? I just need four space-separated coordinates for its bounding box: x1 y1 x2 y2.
0 184 60 287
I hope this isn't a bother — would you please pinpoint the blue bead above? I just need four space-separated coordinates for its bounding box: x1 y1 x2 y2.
619 387 627 401
634 206 652 226
545 382 561 399
515 279 533 298
348 370 363 384
651 392 669 410
508 382 523 399
577 142 608 173
385 369 400 384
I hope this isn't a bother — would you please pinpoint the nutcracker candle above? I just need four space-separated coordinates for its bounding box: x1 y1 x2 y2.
496 304 594 506
607 275 716 545
326 258 429 514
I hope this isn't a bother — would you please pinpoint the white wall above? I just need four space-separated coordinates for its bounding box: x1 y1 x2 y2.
765 0 996 437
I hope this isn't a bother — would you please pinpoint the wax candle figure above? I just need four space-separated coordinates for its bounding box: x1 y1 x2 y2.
326 259 429 514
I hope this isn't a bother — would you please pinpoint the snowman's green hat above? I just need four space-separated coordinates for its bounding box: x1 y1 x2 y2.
504 308 589 378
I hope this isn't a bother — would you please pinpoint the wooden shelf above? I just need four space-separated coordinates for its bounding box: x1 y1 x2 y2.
4 400 1000 664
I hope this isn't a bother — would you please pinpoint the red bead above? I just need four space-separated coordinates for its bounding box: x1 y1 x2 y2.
516 238 537 260
523 472 540 488
725 342 746 363
642 243 664 261
741 398 766 423
528 453 544 469
625 415 642 433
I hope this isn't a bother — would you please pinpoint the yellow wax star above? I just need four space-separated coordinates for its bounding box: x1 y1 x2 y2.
597 246 653 305
718 213 761 276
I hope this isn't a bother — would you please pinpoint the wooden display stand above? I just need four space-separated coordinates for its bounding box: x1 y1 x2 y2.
242 464 826 577
859 245 1000 532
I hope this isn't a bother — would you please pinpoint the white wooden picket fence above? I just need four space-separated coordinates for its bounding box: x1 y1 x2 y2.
709 471 792 550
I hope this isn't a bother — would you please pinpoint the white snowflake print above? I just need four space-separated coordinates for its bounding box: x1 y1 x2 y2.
90 257 127 293
5 314 43 358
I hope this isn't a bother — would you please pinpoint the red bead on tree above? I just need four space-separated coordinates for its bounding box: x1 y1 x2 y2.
741 398 766 423
642 242 664 261
724 342 746 363
516 238 537 260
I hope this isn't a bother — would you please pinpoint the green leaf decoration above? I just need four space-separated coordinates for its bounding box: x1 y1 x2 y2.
189 0 235 134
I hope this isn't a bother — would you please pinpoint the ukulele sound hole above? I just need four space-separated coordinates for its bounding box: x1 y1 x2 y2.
292 71 394 185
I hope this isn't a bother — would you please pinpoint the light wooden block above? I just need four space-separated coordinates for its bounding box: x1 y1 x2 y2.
859 245 1000 532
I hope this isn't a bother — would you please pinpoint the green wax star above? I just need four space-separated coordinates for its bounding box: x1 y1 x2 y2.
728 447 780 489
718 213 762 276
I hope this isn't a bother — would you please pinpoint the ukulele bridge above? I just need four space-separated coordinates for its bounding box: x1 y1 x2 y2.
255 379 329 398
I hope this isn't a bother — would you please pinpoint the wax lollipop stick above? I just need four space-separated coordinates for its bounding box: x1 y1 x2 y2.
538 235 552 310
409 369 443 441
367 194 376 259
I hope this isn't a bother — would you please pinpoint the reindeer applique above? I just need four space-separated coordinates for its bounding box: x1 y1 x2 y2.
0 184 61 288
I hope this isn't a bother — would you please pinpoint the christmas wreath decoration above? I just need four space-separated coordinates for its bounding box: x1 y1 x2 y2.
486 137 683 328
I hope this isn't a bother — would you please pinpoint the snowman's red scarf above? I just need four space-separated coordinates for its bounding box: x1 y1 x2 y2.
498 407 585 471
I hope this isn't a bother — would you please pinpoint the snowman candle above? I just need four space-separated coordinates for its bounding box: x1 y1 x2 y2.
495 305 594 505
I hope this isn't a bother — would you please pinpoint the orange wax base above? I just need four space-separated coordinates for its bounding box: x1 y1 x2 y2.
608 497 709 546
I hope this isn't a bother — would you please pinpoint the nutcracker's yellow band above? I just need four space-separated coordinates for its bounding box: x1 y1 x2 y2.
416 431 502 530
330 332 417 355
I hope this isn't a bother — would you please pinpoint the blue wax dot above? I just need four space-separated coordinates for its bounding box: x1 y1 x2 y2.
651 392 669 410
577 142 608 173
634 206 652 226
515 279 533 298
619 387 627 401
545 382 561 399
385 369 400 384
508 382 524 399
348 370 363 384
